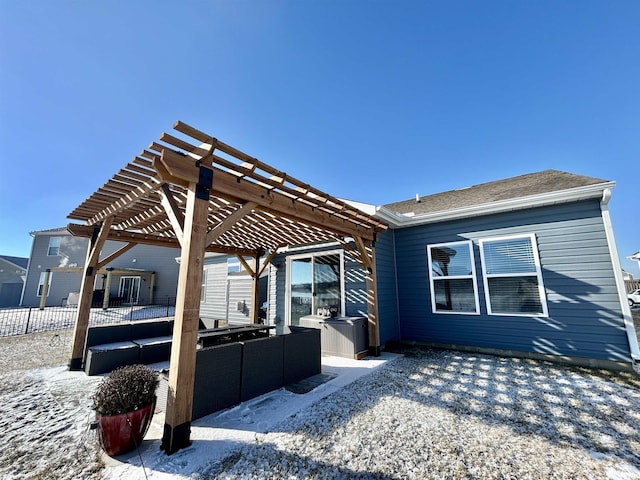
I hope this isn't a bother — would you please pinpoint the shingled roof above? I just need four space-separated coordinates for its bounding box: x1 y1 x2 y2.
0 255 28 270
383 170 610 216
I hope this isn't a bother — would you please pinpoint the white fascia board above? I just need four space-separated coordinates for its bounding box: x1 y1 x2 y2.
29 227 70 237
277 240 342 254
339 198 378 216
376 182 615 228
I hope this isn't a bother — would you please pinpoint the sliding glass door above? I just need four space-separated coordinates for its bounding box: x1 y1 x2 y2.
118 276 141 304
288 251 343 325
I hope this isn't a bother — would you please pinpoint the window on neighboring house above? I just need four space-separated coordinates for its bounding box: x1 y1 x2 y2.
48 237 61 256
201 269 207 303
37 271 52 297
427 240 479 314
479 234 548 316
227 258 246 275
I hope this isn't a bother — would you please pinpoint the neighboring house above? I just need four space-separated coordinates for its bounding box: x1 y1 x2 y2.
208 170 637 370
628 251 640 278
200 254 269 326
0 255 28 307
21 227 181 308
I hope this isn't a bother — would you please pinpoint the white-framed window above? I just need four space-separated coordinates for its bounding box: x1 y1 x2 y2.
47 237 61 256
227 258 246 275
427 240 480 314
479 233 548 316
37 271 52 297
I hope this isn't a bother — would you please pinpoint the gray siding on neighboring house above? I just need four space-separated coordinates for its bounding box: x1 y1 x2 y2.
22 231 180 307
201 257 229 322
268 260 285 326
201 255 257 325
393 199 630 363
22 232 85 307
105 243 181 303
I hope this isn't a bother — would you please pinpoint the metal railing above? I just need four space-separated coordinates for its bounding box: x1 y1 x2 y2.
0 297 176 337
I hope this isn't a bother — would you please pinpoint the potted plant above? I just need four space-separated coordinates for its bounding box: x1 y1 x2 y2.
92 364 159 456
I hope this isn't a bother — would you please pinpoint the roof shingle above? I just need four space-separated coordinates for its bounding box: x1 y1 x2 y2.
383 170 609 216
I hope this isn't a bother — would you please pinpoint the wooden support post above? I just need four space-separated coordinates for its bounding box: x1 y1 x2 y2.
38 269 51 310
365 247 381 356
161 167 211 455
102 268 113 310
250 252 261 324
352 237 381 357
68 217 114 370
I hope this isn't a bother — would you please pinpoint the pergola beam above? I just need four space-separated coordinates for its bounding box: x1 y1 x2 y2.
206 201 257 246
67 223 258 257
160 184 186 246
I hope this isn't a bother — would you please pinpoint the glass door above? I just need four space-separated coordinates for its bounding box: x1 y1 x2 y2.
313 253 341 315
118 276 141 305
290 258 312 326
288 252 343 325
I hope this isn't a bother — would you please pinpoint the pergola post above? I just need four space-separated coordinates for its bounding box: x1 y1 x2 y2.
365 244 381 356
38 269 51 310
149 271 156 304
102 267 113 310
161 167 212 454
68 218 113 370
250 251 261 324
348 236 381 357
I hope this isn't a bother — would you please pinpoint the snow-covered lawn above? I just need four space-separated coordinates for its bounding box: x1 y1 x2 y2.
0 331 639 479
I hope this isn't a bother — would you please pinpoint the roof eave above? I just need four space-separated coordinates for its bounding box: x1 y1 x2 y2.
376 181 615 228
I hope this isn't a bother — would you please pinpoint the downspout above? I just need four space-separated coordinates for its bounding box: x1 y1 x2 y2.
601 188 640 372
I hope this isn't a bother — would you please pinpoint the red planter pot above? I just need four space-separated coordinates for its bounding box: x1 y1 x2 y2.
96 399 156 456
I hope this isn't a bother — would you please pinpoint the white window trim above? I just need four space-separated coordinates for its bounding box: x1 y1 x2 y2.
479 233 549 317
427 240 480 315
285 249 345 324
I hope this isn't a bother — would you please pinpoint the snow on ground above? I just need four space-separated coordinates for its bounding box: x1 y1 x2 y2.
0 331 639 479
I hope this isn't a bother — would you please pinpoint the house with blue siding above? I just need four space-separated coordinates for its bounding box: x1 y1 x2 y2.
204 170 638 371
374 170 638 370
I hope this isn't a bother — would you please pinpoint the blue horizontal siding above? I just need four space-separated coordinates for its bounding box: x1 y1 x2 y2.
393 199 631 363
375 230 400 346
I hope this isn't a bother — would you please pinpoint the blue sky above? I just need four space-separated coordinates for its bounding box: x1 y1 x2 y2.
0 1 638 275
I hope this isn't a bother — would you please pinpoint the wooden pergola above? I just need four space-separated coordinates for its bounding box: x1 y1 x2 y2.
66 121 387 453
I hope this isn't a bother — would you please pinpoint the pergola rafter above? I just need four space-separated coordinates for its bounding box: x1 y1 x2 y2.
66 121 388 455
